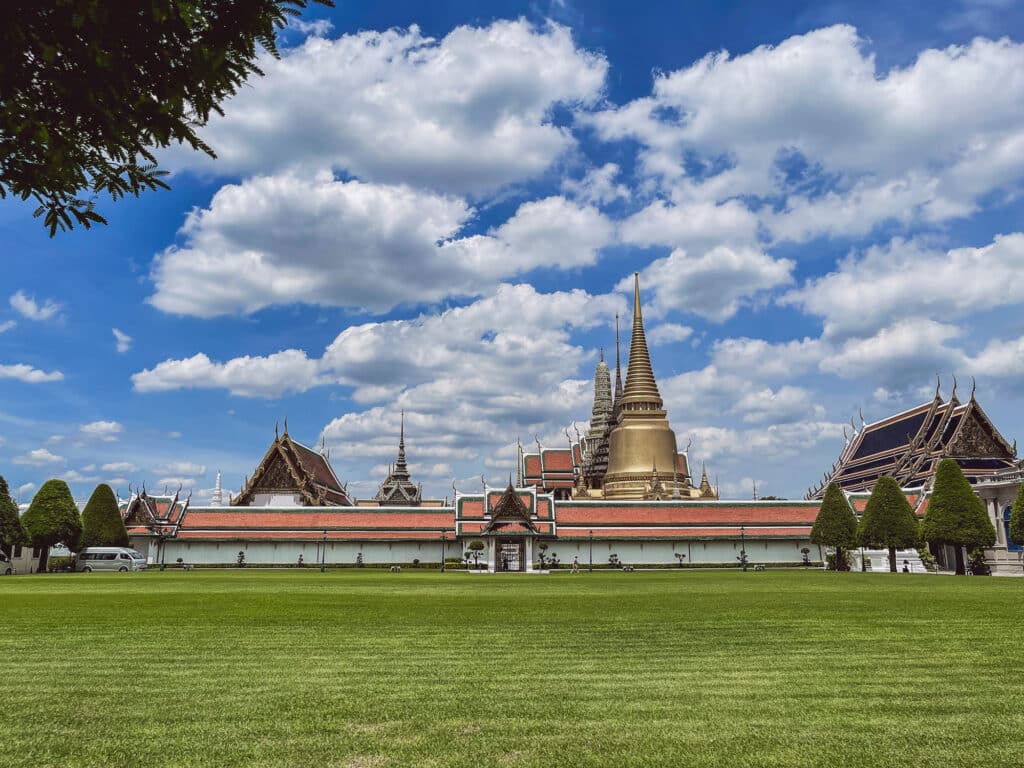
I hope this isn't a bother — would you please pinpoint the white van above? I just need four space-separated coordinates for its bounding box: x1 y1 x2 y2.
76 547 148 572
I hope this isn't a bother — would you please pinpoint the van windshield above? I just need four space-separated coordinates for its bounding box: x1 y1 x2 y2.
127 550 145 559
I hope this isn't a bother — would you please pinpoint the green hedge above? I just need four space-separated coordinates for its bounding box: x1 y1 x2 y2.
47 556 76 572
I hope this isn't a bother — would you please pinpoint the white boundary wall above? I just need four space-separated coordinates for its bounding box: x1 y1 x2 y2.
153 537 818 567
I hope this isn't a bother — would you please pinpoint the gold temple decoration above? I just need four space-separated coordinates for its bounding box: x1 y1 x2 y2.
602 273 685 500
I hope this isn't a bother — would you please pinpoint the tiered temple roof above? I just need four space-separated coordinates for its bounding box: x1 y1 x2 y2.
809 379 1017 498
120 486 190 538
373 412 422 506
232 422 352 506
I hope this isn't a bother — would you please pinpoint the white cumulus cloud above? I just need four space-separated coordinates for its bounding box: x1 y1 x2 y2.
80 421 124 442
167 20 607 196
10 291 61 321
0 364 63 383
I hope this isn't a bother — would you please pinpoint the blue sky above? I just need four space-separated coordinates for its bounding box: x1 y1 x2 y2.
3 0 1024 504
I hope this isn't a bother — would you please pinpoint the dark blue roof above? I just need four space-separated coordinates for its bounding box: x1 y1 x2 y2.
852 408 930 459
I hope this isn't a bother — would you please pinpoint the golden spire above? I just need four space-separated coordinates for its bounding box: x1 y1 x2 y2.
614 313 623 405
602 272 680 500
620 273 662 409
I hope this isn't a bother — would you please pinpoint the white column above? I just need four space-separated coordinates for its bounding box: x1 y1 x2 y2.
992 499 1006 547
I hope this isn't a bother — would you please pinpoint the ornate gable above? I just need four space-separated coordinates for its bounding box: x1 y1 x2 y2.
233 424 352 507
254 452 300 491
483 482 536 535
945 400 1015 459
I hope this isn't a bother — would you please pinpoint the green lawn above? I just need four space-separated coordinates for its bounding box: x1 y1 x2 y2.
1 570 1020 768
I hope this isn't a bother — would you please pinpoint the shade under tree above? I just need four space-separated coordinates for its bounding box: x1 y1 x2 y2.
857 476 920 573
21 479 82 572
810 483 857 571
79 483 129 549
921 459 996 575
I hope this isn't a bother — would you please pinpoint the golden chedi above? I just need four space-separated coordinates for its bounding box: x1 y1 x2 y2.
602 273 681 500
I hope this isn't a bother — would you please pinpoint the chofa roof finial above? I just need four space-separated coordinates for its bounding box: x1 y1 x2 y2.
951 374 958 401
970 375 977 400
935 373 941 399
275 420 279 440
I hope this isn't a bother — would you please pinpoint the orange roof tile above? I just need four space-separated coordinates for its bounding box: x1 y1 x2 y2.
555 503 820 525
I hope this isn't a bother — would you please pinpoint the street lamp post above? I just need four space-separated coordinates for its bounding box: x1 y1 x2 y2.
588 529 593 572
440 529 447 573
739 525 747 572
320 529 327 573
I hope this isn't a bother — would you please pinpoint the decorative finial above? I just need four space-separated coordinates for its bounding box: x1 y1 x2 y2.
970 375 976 400
935 373 941 399
283 416 289 435
859 407 865 427
951 374 958 401
599 346 605 363
516 437 524 487
275 421 279 440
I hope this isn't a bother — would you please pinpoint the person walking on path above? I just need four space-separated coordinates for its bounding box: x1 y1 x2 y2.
571 555 580 574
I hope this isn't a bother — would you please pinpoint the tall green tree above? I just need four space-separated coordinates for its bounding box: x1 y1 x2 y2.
922 459 996 575
857 476 920 573
21 479 81 572
1009 483 1024 557
79 483 129 549
1 0 332 235
0 475 28 557
810 483 857 571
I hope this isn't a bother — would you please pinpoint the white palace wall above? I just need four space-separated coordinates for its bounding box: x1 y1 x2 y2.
152 536 817 567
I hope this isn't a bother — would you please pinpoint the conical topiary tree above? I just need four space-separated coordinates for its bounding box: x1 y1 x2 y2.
810 483 857 571
1009 483 1024 568
857 476 920 573
0 475 28 557
922 459 996 575
21 479 82 572
79 483 129 550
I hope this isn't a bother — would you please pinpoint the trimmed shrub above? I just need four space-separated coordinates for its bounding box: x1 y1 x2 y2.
922 459 996 575
858 477 920 572
810 483 857 571
22 479 82 572
1009 483 1024 549
46 556 76 572
0 475 28 556
79 483 129 549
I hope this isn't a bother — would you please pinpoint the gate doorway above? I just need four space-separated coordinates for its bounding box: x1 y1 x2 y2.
498 540 524 572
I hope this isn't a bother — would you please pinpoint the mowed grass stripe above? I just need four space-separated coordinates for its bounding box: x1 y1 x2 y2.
0 570 1020 767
